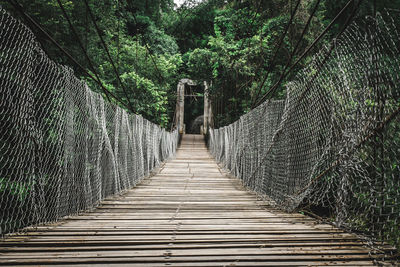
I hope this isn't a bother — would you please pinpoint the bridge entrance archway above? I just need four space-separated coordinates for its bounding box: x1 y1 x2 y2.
175 79 212 134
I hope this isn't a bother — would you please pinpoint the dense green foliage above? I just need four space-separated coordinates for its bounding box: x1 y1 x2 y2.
3 0 400 127
3 0 181 127
179 0 400 126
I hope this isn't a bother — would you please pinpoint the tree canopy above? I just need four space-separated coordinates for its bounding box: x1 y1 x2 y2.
3 0 399 127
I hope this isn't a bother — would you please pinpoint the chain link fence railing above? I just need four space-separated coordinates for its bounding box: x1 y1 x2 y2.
209 13 400 250
0 7 178 237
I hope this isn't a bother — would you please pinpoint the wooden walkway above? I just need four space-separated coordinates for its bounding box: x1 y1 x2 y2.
0 135 386 266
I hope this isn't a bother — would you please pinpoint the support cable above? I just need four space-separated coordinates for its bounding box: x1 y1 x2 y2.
251 0 321 107
117 0 120 92
81 0 135 113
251 0 301 105
292 0 364 106
7 0 132 110
254 0 356 108
55 0 103 90
229 1 262 69
131 13 165 84
246 0 363 182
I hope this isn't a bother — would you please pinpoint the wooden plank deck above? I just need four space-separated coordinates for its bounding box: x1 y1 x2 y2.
0 134 389 266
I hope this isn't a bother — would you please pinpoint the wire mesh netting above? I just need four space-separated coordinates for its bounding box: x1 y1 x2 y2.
0 7 178 236
209 13 400 250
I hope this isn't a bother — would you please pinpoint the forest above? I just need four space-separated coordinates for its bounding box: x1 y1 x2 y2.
3 0 399 128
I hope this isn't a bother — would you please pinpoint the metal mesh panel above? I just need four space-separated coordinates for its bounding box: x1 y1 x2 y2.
209 13 400 249
0 8 178 236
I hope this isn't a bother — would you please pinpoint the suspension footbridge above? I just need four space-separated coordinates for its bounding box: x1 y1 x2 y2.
0 3 399 266
0 135 389 266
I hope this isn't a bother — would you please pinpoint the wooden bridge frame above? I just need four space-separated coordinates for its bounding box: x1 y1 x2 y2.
175 79 212 134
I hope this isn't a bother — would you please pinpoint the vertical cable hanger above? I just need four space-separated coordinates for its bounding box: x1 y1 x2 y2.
253 0 359 108
131 13 165 84
55 0 113 102
116 0 120 93
82 0 136 113
7 0 138 108
251 0 301 106
251 0 322 108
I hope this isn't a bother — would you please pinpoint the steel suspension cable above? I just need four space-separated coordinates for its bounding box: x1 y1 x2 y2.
117 0 120 92
7 0 133 110
247 0 364 183
81 0 135 113
254 0 357 108
291 0 364 106
251 0 301 106
251 0 322 108
57 0 125 108
229 1 262 68
131 13 165 84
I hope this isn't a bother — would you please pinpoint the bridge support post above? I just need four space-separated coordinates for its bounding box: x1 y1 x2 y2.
177 81 185 134
203 81 209 135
